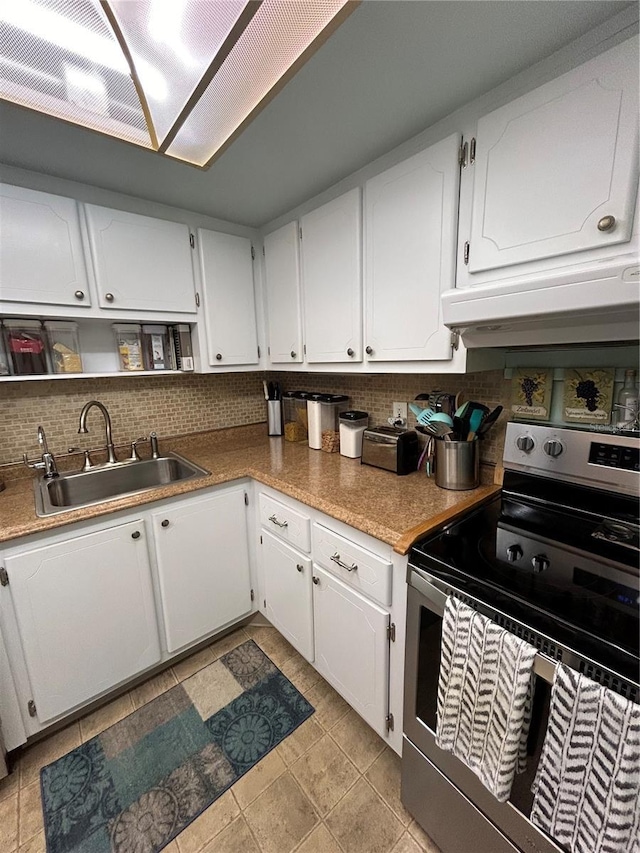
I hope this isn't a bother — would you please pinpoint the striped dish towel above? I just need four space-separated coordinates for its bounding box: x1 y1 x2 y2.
531 664 640 853
436 595 537 802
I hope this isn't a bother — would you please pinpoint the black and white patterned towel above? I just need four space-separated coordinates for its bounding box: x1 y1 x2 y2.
531 664 640 853
436 596 537 802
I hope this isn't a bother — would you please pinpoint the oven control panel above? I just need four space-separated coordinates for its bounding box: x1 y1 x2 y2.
504 423 639 496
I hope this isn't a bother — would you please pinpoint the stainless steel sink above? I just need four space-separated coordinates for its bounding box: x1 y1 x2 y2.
34 452 210 516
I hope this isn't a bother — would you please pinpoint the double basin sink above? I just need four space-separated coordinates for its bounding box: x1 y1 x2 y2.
35 453 210 517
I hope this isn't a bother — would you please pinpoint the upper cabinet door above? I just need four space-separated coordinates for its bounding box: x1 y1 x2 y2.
0 184 90 307
365 134 460 362
85 204 196 313
301 189 362 363
263 221 303 364
198 230 259 366
468 37 639 274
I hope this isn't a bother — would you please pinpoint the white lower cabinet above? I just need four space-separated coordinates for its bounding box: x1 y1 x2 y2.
312 565 390 738
3 519 160 724
152 488 252 654
261 531 314 662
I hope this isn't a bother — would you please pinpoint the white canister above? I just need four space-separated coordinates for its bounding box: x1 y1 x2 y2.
339 411 369 458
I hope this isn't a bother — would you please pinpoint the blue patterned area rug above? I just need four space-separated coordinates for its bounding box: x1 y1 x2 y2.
40 639 314 853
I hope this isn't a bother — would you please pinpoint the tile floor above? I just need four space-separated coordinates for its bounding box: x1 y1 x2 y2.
0 624 441 853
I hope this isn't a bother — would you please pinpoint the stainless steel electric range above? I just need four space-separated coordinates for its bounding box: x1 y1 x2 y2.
402 422 639 853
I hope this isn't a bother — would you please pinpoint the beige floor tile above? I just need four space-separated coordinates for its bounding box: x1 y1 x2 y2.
176 790 240 853
201 816 260 853
294 823 343 853
18 781 43 846
18 723 81 788
182 660 243 720
79 692 134 742
232 749 286 809
276 718 324 766
327 778 404 853
365 747 412 826
303 682 350 731
290 735 359 817
172 646 216 682
391 832 424 853
329 709 386 773
17 830 45 853
0 791 18 853
280 656 322 695
245 627 297 667
244 773 318 853
208 628 250 662
130 669 178 710
408 820 442 853
0 771 19 804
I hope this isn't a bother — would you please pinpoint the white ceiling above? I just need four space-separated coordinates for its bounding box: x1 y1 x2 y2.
0 1 632 228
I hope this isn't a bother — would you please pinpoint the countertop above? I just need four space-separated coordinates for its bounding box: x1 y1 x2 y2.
0 425 500 553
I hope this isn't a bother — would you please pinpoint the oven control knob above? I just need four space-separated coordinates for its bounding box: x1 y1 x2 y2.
531 554 550 573
506 544 523 563
516 435 535 453
543 439 564 458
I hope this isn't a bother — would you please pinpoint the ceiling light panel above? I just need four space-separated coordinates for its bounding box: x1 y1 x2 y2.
109 0 251 144
0 0 151 147
166 0 351 167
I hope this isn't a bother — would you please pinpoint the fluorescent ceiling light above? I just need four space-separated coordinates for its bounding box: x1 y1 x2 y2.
0 0 358 167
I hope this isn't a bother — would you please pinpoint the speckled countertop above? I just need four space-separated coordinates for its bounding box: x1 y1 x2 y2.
0 425 500 553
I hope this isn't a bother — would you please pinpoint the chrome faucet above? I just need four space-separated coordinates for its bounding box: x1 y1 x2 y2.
23 425 59 479
78 401 117 464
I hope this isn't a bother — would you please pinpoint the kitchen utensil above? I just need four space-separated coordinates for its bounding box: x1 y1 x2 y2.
419 421 453 438
263 380 269 400
466 408 484 441
477 405 503 438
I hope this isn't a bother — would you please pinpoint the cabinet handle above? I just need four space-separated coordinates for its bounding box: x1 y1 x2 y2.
347 348 354 357
216 353 222 361
597 215 616 232
268 514 288 528
312 576 319 585
296 564 304 573
74 290 85 300
161 519 170 528
131 530 141 539
365 346 373 355
105 292 114 302
290 350 297 359
331 552 358 572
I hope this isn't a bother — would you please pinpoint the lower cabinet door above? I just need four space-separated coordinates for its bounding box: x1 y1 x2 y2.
5 520 160 723
262 530 314 662
152 489 252 653
312 565 390 737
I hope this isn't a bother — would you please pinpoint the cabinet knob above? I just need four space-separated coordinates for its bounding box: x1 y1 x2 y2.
346 348 354 357
290 350 297 359
105 292 115 302
365 346 373 355
296 564 304 573
131 530 141 539
74 290 85 300
216 353 222 361
161 519 170 528
312 576 319 585
597 215 616 232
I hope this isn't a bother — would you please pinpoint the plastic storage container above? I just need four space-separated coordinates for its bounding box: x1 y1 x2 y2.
4 319 48 375
339 411 369 458
44 321 83 374
141 325 171 370
283 391 310 442
308 394 350 452
113 324 144 371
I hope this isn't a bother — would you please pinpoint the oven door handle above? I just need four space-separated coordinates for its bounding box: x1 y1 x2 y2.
409 568 558 685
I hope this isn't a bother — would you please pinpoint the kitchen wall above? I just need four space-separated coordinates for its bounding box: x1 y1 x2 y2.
2 369 510 471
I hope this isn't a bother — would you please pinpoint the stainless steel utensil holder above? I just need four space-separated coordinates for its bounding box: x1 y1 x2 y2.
434 438 479 490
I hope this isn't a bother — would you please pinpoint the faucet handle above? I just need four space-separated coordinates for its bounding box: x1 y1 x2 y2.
129 437 147 461
23 452 44 472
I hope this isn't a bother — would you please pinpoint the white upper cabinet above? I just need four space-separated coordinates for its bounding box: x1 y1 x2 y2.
301 188 362 363
466 36 639 278
85 204 197 314
198 229 259 366
364 133 460 362
263 221 303 364
0 184 90 307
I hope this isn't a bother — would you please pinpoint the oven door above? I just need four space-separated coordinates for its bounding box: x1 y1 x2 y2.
402 569 564 853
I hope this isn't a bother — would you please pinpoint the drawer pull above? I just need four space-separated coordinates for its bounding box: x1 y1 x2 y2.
296 564 304 573
268 514 288 529
331 552 358 572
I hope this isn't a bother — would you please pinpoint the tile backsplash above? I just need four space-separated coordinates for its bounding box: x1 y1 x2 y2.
1 369 511 469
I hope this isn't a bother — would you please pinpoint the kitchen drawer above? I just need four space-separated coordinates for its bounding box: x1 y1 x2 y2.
312 523 392 607
259 493 311 552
